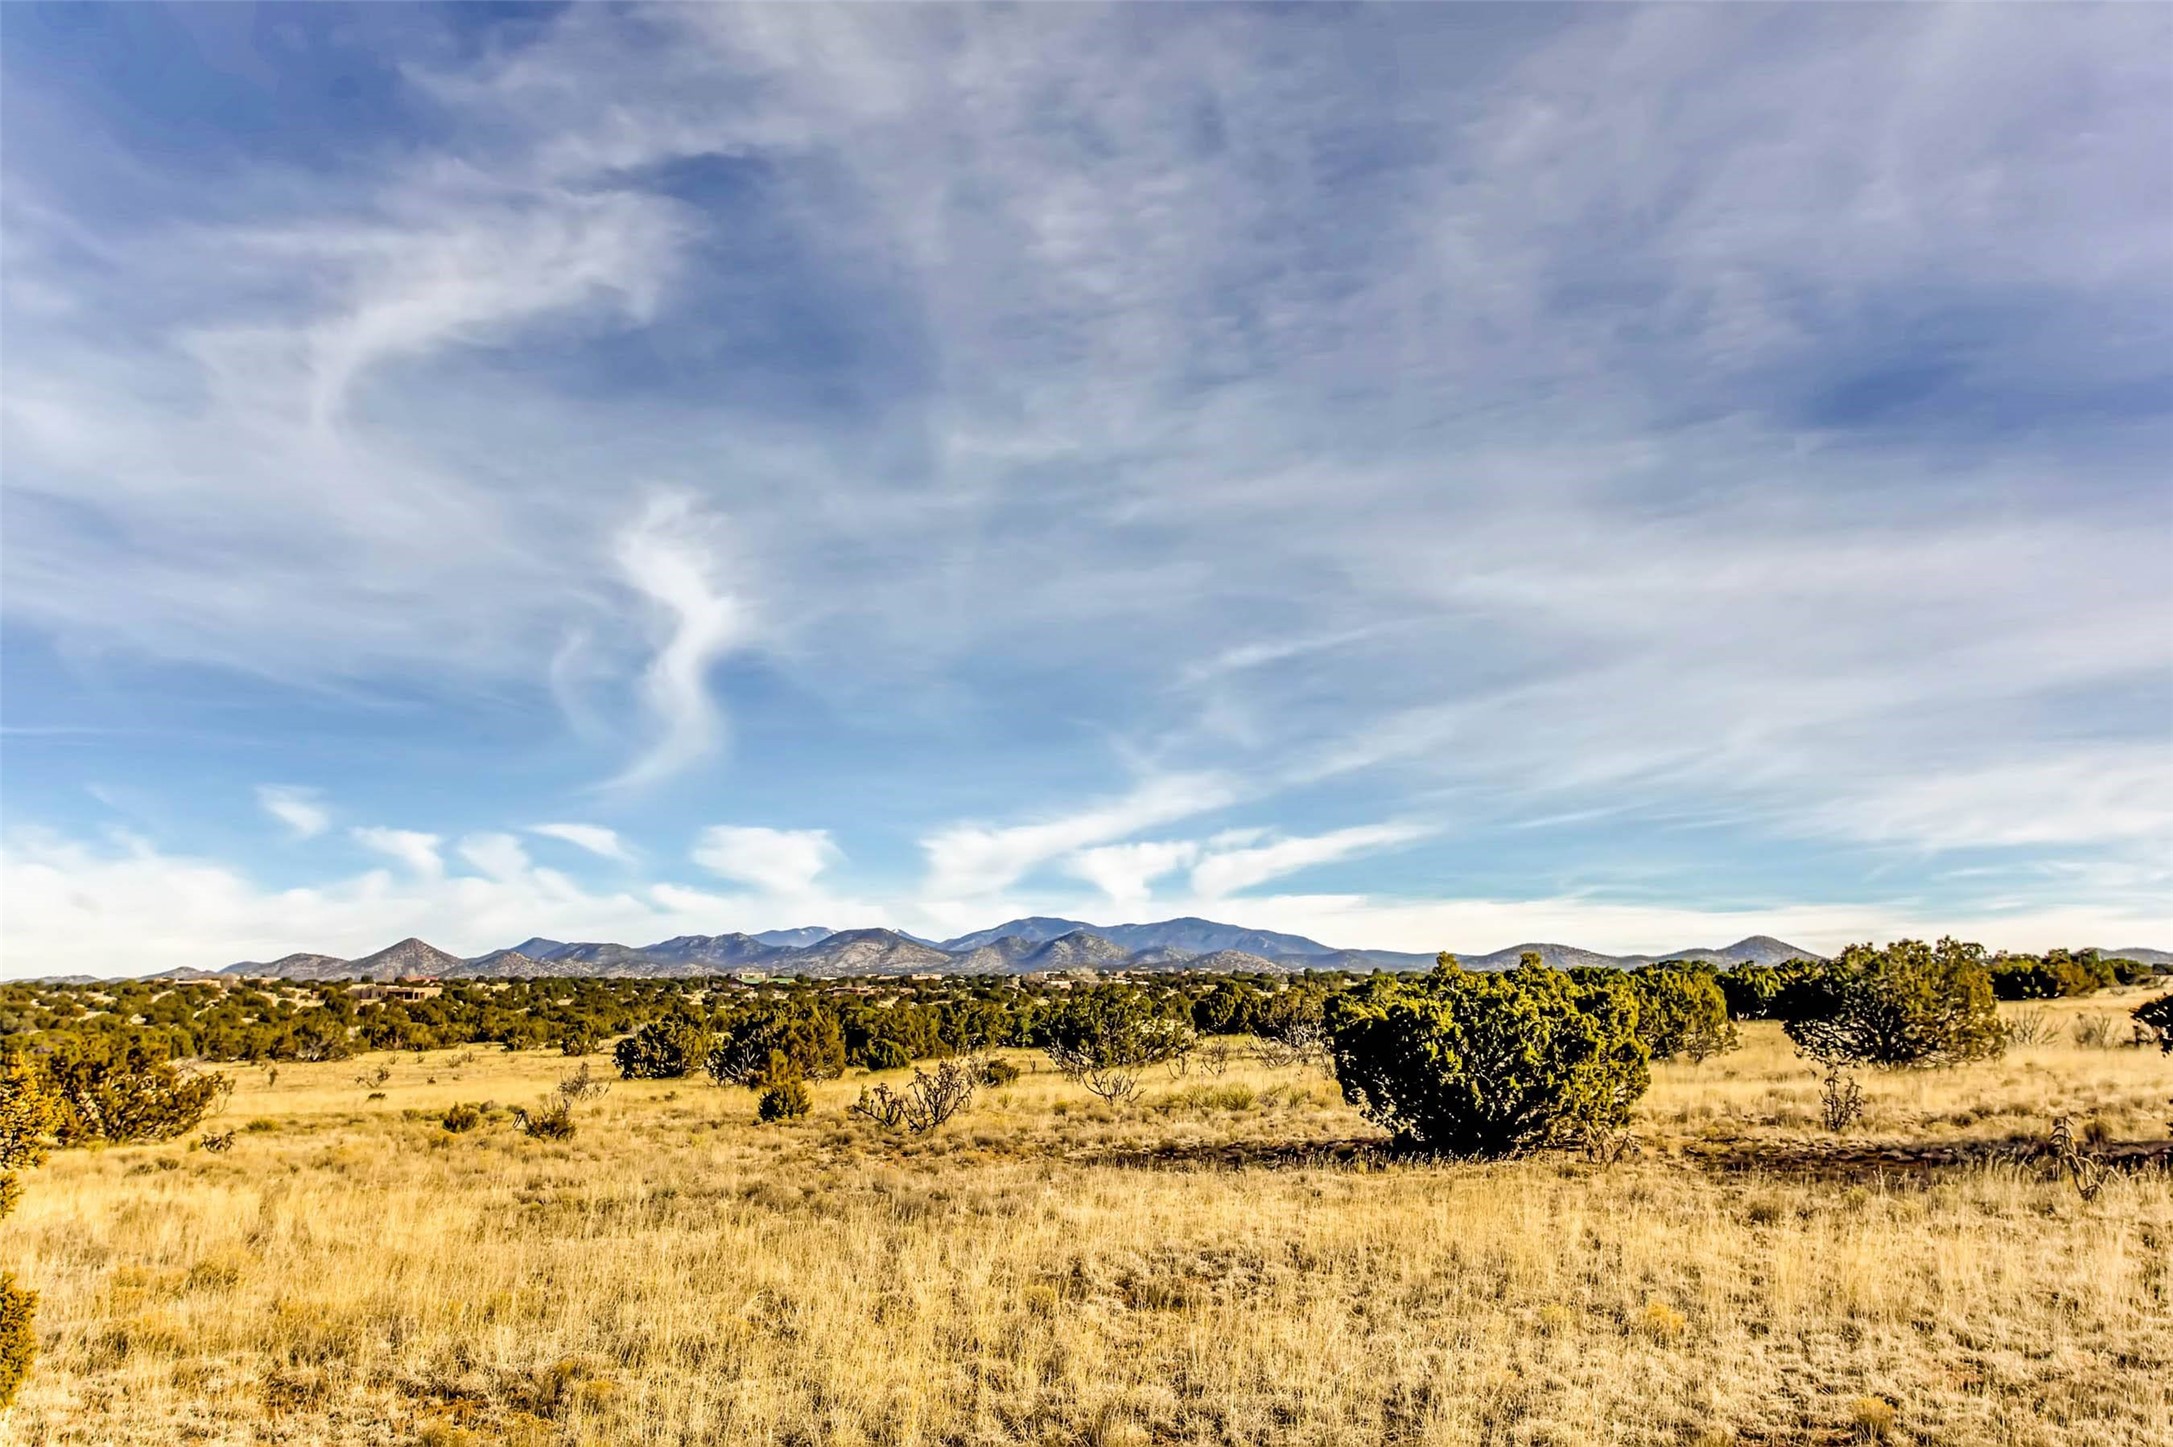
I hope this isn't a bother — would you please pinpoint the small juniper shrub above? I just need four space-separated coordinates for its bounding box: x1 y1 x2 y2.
2133 992 2172 1052
35 1037 233 1145
0 1057 58 1408
757 1079 812 1122
859 1039 912 1072
979 1057 1022 1088
440 1102 484 1133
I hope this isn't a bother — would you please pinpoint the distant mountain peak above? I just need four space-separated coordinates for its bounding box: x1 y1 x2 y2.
753 926 834 949
349 938 465 980
193 917 1861 982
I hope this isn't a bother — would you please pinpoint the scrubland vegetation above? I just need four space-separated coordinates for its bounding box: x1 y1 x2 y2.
0 949 2168 1444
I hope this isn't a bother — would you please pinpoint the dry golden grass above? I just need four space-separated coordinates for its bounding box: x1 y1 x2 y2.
6 993 2170 1446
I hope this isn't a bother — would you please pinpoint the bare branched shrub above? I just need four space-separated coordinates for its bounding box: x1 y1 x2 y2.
2006 1009 2054 1046
850 1084 907 1129
2050 1115 2107 1201
852 1061 981 1133
902 1060 978 1132
194 1130 235 1153
2070 1014 2120 1049
1196 1041 1233 1077
1820 1071 1866 1134
353 1063 392 1090
1249 1027 1324 1071
1580 1123 1642 1169
556 1062 611 1104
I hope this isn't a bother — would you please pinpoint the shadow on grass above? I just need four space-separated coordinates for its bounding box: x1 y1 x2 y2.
1080 1136 1417 1172
1678 1134 2173 1185
1082 1131 2173 1183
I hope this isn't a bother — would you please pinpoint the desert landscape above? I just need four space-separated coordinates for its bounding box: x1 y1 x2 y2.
7 988 2168 1447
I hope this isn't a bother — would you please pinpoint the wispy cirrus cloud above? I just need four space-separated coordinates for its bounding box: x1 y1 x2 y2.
1189 824 1435 900
922 774 1237 900
530 822 634 862
604 496 751 791
350 827 443 879
256 785 329 840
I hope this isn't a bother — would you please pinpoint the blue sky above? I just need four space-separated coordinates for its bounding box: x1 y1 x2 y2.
4 4 2169 974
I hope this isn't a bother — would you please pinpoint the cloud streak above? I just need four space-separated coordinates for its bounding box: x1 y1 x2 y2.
256 786 329 840
530 823 634 862
922 775 1238 900
692 826 841 897
604 496 751 790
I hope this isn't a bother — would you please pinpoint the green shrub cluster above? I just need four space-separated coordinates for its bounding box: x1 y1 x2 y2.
1986 948 2137 1001
756 1080 811 1122
1326 956 1648 1157
0 1056 58 1408
1783 939 2005 1072
2136 993 2172 1053
1623 966 1737 1062
1042 988 1195 1103
23 1036 231 1146
613 1016 710 1079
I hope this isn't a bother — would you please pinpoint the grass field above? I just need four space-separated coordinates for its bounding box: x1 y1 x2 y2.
6 993 2169 1446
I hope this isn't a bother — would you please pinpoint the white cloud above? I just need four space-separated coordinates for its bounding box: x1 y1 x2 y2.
256 785 329 840
1189 823 1434 899
350 827 444 879
457 832 531 882
692 825 841 897
1066 840 1200 909
0 829 726 973
529 822 634 862
1 824 2165 979
921 774 1237 899
1169 891 2173 964
606 496 751 790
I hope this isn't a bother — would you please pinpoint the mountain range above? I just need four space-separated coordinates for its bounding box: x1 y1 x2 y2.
203 918 1850 983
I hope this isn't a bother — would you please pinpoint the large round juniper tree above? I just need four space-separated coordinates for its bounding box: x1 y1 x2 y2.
1326 955 1649 1157
1783 938 2006 1072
